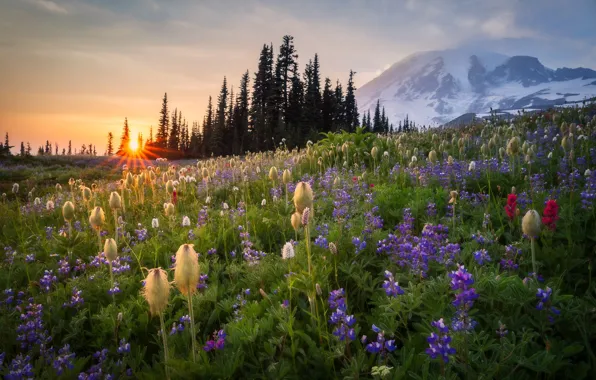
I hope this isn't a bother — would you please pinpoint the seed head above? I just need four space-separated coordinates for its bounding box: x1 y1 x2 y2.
12 183 19 194
282 169 292 184
174 244 200 296
89 206 105 230
329 242 337 255
109 191 122 210
104 238 118 263
46 200 55 211
164 202 175 217
428 150 437 163
142 268 170 316
62 201 75 222
522 210 541 238
55 183 62 192
81 186 92 202
291 212 301 231
165 180 175 194
269 166 278 182
293 182 314 213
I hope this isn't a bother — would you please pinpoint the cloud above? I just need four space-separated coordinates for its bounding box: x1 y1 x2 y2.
480 11 537 39
24 0 68 14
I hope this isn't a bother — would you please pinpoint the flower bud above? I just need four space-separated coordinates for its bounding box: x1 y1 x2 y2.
293 182 313 213
142 268 170 316
109 191 122 210
174 244 199 296
522 210 541 238
468 161 476 171
126 172 134 187
46 200 54 211
62 201 75 222
164 202 175 217
282 169 292 185
55 183 62 192
585 169 592 177
371 146 379 159
447 156 454 165
165 180 174 194
428 150 437 163
104 238 118 263
301 207 311 225
89 206 105 230
269 166 278 182
561 136 572 152
34 197 41 206
81 186 92 202
291 212 301 231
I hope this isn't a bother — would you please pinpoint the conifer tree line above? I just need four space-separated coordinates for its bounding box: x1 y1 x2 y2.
141 35 394 158
0 132 99 157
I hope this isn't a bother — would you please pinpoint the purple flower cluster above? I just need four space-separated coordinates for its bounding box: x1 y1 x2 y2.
536 287 560 324
500 245 522 271
170 315 191 335
134 224 148 242
362 325 396 356
426 202 437 218
4 246 16 265
5 354 34 380
238 225 266 265
449 265 478 332
16 302 51 352
196 206 209 228
39 270 58 293
328 289 356 341
363 206 383 237
232 289 250 321
53 344 76 375
117 338 130 354
352 237 366 254
426 318 456 363
197 274 208 290
314 235 329 249
382 271 404 297
57 258 71 276
78 348 109 379
108 282 121 296
203 329 226 352
473 249 491 265
63 287 84 308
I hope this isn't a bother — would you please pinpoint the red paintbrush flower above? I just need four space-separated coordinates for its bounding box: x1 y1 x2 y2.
172 189 178 205
542 199 559 231
370 183 374 188
352 176 358 183
504 194 517 220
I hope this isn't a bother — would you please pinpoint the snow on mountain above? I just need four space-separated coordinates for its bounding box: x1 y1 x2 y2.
356 48 596 126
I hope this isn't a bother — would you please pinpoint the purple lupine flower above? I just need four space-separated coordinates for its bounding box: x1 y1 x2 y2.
426 202 437 218
58 258 71 276
328 288 356 341
39 270 58 293
426 318 456 363
204 329 226 352
500 245 522 271
496 322 508 338
6 354 35 380
449 265 478 331
382 271 404 297
207 248 217 256
352 237 366 254
108 282 121 296
314 235 329 249
63 287 84 308
363 325 397 356
197 274 208 290
16 303 51 351
536 287 560 324
25 254 35 263
117 338 131 354
53 344 76 375
473 249 491 265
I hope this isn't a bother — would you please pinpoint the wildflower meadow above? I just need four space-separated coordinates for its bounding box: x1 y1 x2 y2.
1 104 596 379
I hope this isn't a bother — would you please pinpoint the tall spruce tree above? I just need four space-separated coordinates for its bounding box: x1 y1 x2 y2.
168 108 179 150
233 71 250 155
20 142 25 156
117 117 131 156
157 93 169 147
321 77 335 133
202 96 214 157
249 44 273 152
333 81 345 132
212 77 228 156
373 100 382 133
107 132 114 155
286 62 304 147
344 70 359 132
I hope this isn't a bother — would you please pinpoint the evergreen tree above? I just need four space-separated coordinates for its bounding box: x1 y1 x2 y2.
68 140 72 155
333 81 345 132
189 121 201 157
367 110 372 131
157 93 169 147
202 96 214 157
344 70 359 132
3 133 12 155
286 62 304 147
321 77 335 133
26 143 31 156
117 117 131 156
20 142 25 156
168 108 179 150
224 86 234 156
137 133 143 152
107 132 114 155
303 54 322 142
55 143 59 155
233 71 250 155
249 45 273 152
148 126 153 144
212 77 228 156
93 145 97 156
373 100 382 133
37 146 44 155
381 107 388 133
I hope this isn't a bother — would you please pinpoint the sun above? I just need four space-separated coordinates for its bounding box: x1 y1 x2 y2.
129 140 139 152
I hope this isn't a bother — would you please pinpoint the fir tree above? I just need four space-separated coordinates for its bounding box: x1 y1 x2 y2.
68 140 72 155
157 93 169 147
137 133 143 152
322 77 335 133
373 100 382 133
344 70 359 132
249 44 274 152
333 81 345 132
212 77 228 156
286 62 304 147
233 71 250 155
117 117 131 156
202 96 214 157
107 132 114 155
20 142 25 156
26 143 31 156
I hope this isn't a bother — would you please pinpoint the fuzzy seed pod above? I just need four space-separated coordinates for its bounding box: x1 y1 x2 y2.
68 178 75 187
428 150 437 163
109 191 122 210
34 197 41 206
468 161 476 171
329 242 337 255
269 167 278 182
447 156 454 165
126 172 134 187
293 182 313 213
411 156 417 163
561 136 572 152
164 202 175 217
89 206 105 230
585 169 592 177
81 186 92 202
449 190 458 204
522 210 541 238
174 244 200 296
55 183 62 192
282 169 291 184
46 200 54 211
371 146 379 159
104 238 118 263
62 201 75 221
142 268 170 316
291 212 302 231
499 147 505 159
165 180 174 194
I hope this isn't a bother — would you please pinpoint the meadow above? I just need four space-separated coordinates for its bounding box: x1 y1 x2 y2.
1 104 596 379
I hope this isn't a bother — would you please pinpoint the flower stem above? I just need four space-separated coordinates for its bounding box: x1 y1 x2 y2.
187 292 197 362
159 313 171 380
531 237 537 275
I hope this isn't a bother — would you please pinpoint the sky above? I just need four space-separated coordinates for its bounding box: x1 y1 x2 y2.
1 0 595 153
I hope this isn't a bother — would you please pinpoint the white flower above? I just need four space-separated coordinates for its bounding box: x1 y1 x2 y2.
34 197 41 206
12 183 19 194
552 137 557 143
547 152 553 159
411 156 417 163
46 200 54 211
282 242 295 260
222 202 229 210
585 169 592 177
205 196 211 204
173 180 179 187
468 161 476 171
220 210 224 217
272 195 278 203
182 216 191 227
152 218 159 228
261 199 266 206
233 186 239 192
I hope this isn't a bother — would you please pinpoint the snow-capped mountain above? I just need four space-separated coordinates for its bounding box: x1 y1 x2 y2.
356 48 596 126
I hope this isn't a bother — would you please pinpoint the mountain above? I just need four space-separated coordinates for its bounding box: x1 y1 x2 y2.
356 48 596 126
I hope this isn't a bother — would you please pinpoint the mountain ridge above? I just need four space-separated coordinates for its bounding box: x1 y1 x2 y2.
356 48 596 126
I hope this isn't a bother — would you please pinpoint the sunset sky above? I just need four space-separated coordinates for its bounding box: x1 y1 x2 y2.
1 0 595 153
